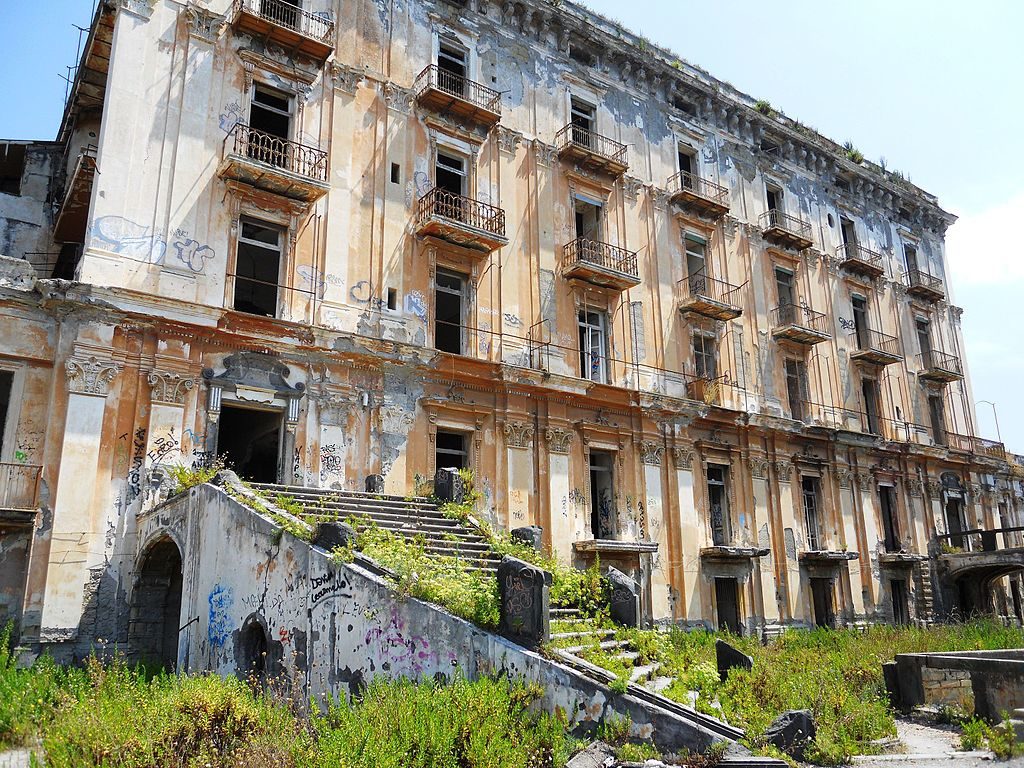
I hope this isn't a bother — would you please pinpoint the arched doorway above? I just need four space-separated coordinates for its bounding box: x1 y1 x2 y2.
128 537 183 670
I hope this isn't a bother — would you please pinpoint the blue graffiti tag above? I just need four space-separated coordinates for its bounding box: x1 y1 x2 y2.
207 584 234 649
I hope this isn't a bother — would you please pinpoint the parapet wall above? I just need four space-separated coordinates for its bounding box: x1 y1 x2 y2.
891 649 1024 721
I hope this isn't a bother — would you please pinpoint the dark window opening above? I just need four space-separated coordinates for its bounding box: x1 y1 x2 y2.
766 185 781 212
678 146 695 184
672 96 696 116
759 138 780 154
891 579 910 626
785 358 808 422
715 577 741 635
238 615 269 681
435 152 466 196
0 144 26 196
903 242 919 273
707 465 730 546
249 83 291 141
128 539 183 670
0 371 11 457
578 310 608 383
589 450 615 539
234 219 282 317
438 40 468 80
261 0 301 30
916 318 932 360
436 430 468 471
693 333 717 380
811 577 836 628
568 45 595 67
928 394 946 447
775 267 795 307
386 287 397 311
574 198 602 240
945 496 967 550
434 269 466 354
216 404 282 483
880 485 900 553
840 216 857 248
862 377 880 435
570 97 596 147
390 163 401 184
852 295 869 349
802 476 822 551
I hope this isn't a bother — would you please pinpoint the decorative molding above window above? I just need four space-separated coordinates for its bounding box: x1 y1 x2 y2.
66 355 121 397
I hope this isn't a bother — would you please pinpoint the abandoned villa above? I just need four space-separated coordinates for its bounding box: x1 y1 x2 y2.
2 0 1024 668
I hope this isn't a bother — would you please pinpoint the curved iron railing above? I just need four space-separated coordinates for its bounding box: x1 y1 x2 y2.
555 124 627 166
919 350 962 376
234 0 334 43
855 328 901 357
758 209 812 240
226 123 328 183
905 269 944 294
416 187 506 238
668 171 728 206
414 65 502 114
837 242 884 272
564 238 638 279
771 302 828 333
679 270 742 305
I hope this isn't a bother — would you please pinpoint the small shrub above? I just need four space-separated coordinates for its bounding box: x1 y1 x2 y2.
989 718 1019 759
596 714 631 745
168 459 225 495
754 99 774 116
959 717 989 751
617 741 660 762
608 676 629 696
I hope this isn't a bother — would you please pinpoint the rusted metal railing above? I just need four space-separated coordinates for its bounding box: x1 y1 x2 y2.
234 0 334 42
668 170 729 207
225 123 328 182
0 463 42 510
564 238 638 279
905 269 944 295
679 271 743 306
758 209 812 240
837 242 884 272
555 124 628 167
855 328 901 357
920 350 962 377
416 187 506 238
414 65 502 114
771 303 828 333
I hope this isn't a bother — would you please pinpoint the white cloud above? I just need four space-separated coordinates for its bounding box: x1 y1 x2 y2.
946 193 1024 287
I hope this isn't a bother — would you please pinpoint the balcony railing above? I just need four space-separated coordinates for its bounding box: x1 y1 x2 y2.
919 350 962 379
564 238 639 280
414 65 502 117
837 243 884 276
414 187 507 248
678 271 743 320
0 463 42 510
851 328 902 363
555 124 628 173
944 432 1006 460
225 123 328 183
904 269 945 300
233 0 334 44
936 525 1024 554
667 171 729 216
771 303 829 335
759 209 813 248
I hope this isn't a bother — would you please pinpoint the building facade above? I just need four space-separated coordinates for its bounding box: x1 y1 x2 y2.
1 0 1022 652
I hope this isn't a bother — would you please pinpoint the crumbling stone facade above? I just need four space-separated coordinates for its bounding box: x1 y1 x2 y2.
0 0 1022 653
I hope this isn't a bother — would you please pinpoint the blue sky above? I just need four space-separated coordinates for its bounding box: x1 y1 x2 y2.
2 1 1022 449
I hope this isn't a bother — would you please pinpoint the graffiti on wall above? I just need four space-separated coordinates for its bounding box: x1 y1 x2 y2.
91 217 217 274
207 583 234 649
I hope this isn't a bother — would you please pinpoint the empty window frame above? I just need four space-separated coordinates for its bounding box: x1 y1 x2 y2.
436 430 468 470
785 358 809 422
570 97 596 146
774 267 796 317
434 269 467 354
903 241 919 273
861 376 881 435
262 0 302 30
685 232 707 279
839 216 857 249
678 144 696 186
879 484 901 553
802 475 823 550
249 83 292 142
437 39 469 95
0 144 26 196
851 295 869 350
915 317 932 361
434 151 468 222
0 370 12 457
928 393 947 447
234 219 283 317
765 184 782 213
706 464 730 546
578 310 609 383
589 450 615 538
692 332 717 380
574 197 602 241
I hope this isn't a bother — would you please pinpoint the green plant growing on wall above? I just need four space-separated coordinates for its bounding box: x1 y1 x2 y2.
754 99 775 117
167 459 226 496
843 141 865 164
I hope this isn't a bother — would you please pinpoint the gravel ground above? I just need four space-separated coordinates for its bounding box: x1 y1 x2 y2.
847 717 1024 767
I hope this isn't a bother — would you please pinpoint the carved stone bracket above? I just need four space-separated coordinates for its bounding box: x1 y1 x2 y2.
835 467 853 489
383 82 413 113
147 371 197 406
925 478 943 498
331 63 364 94
496 126 524 155
905 478 924 498
184 3 225 43
640 440 664 466
119 0 156 20
66 356 121 397
672 444 694 470
748 456 769 480
545 427 574 454
533 140 558 168
774 458 792 483
622 176 643 202
504 420 535 449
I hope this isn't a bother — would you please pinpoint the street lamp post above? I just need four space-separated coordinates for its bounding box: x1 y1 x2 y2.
976 399 1003 443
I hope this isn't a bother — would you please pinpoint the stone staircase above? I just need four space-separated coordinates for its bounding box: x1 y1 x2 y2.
249 483 501 573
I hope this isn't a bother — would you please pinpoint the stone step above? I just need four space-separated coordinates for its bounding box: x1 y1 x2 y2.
310 507 468 529
611 651 640 663
629 662 661 683
280 495 447 515
646 675 674 694
550 629 616 641
562 639 629 655
347 518 489 542
251 482 432 504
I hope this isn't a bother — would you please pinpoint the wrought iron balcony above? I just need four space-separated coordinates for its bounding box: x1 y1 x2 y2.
918 350 963 383
218 123 329 203
849 328 902 366
0 463 41 511
667 171 729 218
413 65 502 127
414 187 508 253
230 0 335 60
904 269 945 302
678 271 743 321
686 375 724 405
759 209 813 250
770 303 830 345
837 243 885 278
562 238 640 290
555 124 628 177
53 144 97 243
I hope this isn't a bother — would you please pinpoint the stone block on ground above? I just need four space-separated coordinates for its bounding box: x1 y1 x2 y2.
364 474 384 493
762 709 816 761
511 525 544 551
715 638 753 681
313 521 356 552
565 740 616 768
498 555 551 646
434 467 465 503
606 566 640 628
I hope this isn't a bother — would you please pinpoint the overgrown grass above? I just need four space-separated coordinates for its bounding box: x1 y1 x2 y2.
1 629 577 767
549 619 1024 765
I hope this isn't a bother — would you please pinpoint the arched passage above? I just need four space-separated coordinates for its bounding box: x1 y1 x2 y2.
128 537 183 670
